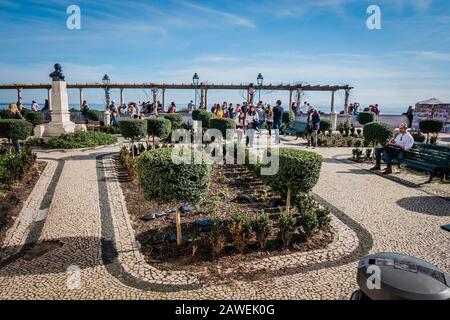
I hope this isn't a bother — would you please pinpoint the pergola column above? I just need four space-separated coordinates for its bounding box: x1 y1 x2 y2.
288 90 293 112
79 88 84 109
204 88 208 110
330 90 337 131
295 88 302 115
152 88 158 111
17 88 23 106
120 88 124 107
162 88 166 111
344 89 350 114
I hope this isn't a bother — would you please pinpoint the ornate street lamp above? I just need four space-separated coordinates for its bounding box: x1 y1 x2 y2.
102 74 111 110
192 73 200 108
257 73 264 103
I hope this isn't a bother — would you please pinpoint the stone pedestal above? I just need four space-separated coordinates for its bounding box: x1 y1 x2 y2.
103 110 111 126
43 81 78 137
330 112 338 131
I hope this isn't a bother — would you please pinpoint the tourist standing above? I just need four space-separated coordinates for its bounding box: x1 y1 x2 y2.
168 102 176 113
266 105 274 137
256 103 266 136
273 100 284 144
235 109 246 143
31 100 40 112
245 105 259 147
228 103 235 119
188 100 194 113
81 100 89 125
307 108 321 148
216 104 223 119
8 104 25 153
405 106 414 129
109 100 119 128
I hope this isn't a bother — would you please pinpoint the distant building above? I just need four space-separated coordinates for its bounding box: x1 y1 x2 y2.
413 98 450 132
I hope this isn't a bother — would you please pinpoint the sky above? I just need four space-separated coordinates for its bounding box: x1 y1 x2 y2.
1 0 450 112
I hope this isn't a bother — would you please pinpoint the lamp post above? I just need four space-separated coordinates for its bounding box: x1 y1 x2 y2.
192 73 200 108
102 74 111 126
102 74 111 110
257 73 264 103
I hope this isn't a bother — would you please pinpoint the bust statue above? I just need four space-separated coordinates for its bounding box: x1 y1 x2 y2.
49 64 65 81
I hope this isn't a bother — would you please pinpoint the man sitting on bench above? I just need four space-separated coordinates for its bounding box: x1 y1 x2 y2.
370 123 415 175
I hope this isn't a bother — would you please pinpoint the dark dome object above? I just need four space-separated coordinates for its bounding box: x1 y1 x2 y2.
355 252 450 300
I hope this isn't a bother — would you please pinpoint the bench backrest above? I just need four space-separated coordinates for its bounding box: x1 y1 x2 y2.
406 143 450 166
289 121 308 131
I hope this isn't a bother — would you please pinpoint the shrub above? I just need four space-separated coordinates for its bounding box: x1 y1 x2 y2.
164 113 183 130
119 147 137 178
282 111 295 126
24 111 44 128
0 110 12 119
209 217 226 259
252 212 271 251
197 111 216 129
192 109 202 121
363 122 394 147
411 132 426 143
320 120 331 134
229 211 252 254
0 119 33 142
47 131 117 149
250 148 323 201
147 118 172 145
277 211 296 249
0 146 36 190
419 119 444 143
119 119 147 142
358 112 375 125
87 110 101 122
298 212 319 239
316 207 331 231
295 193 318 215
97 125 121 134
137 147 210 205
209 118 236 138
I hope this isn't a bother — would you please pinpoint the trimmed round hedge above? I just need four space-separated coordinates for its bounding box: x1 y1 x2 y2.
248 148 323 197
419 119 444 134
119 119 147 141
147 118 172 142
0 119 33 141
0 110 12 119
24 111 44 127
320 119 331 133
363 122 394 146
283 111 295 126
209 118 236 138
137 147 211 204
197 111 216 129
358 112 375 125
192 109 202 121
47 130 117 149
164 114 183 130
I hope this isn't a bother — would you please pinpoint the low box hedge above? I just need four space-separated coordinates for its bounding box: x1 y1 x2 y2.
0 119 33 141
47 131 117 149
119 119 147 142
0 146 36 190
87 110 102 122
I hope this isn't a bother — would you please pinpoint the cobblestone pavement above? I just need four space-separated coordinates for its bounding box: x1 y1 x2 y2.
0 143 448 300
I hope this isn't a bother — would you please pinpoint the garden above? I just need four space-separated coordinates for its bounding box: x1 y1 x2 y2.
114 115 334 277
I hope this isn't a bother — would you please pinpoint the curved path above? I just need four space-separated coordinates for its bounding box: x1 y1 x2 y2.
0 145 448 300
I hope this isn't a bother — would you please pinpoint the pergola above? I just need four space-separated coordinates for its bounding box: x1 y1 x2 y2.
0 82 353 115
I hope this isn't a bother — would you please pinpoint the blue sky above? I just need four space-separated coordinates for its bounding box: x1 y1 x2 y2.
1 0 450 112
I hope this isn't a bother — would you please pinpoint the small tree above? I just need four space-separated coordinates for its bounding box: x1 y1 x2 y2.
363 122 394 158
419 119 444 144
164 114 183 130
197 111 216 129
209 118 236 138
23 111 44 129
137 148 211 246
0 119 33 153
119 119 147 157
147 118 172 146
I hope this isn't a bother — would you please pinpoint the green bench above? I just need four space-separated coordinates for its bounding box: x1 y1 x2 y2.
393 143 450 183
282 121 308 139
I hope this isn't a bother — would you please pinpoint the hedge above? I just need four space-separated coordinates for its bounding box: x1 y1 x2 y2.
137 147 211 204
283 111 295 126
419 119 444 134
119 119 147 142
358 112 375 125
24 111 44 128
0 119 33 141
209 118 236 138
247 148 323 199
197 111 216 129
320 120 331 133
0 146 36 190
147 118 172 144
47 131 117 149
0 110 12 119
87 110 101 122
164 114 183 130
363 122 394 146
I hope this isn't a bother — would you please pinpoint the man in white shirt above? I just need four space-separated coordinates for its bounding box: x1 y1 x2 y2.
371 123 415 175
